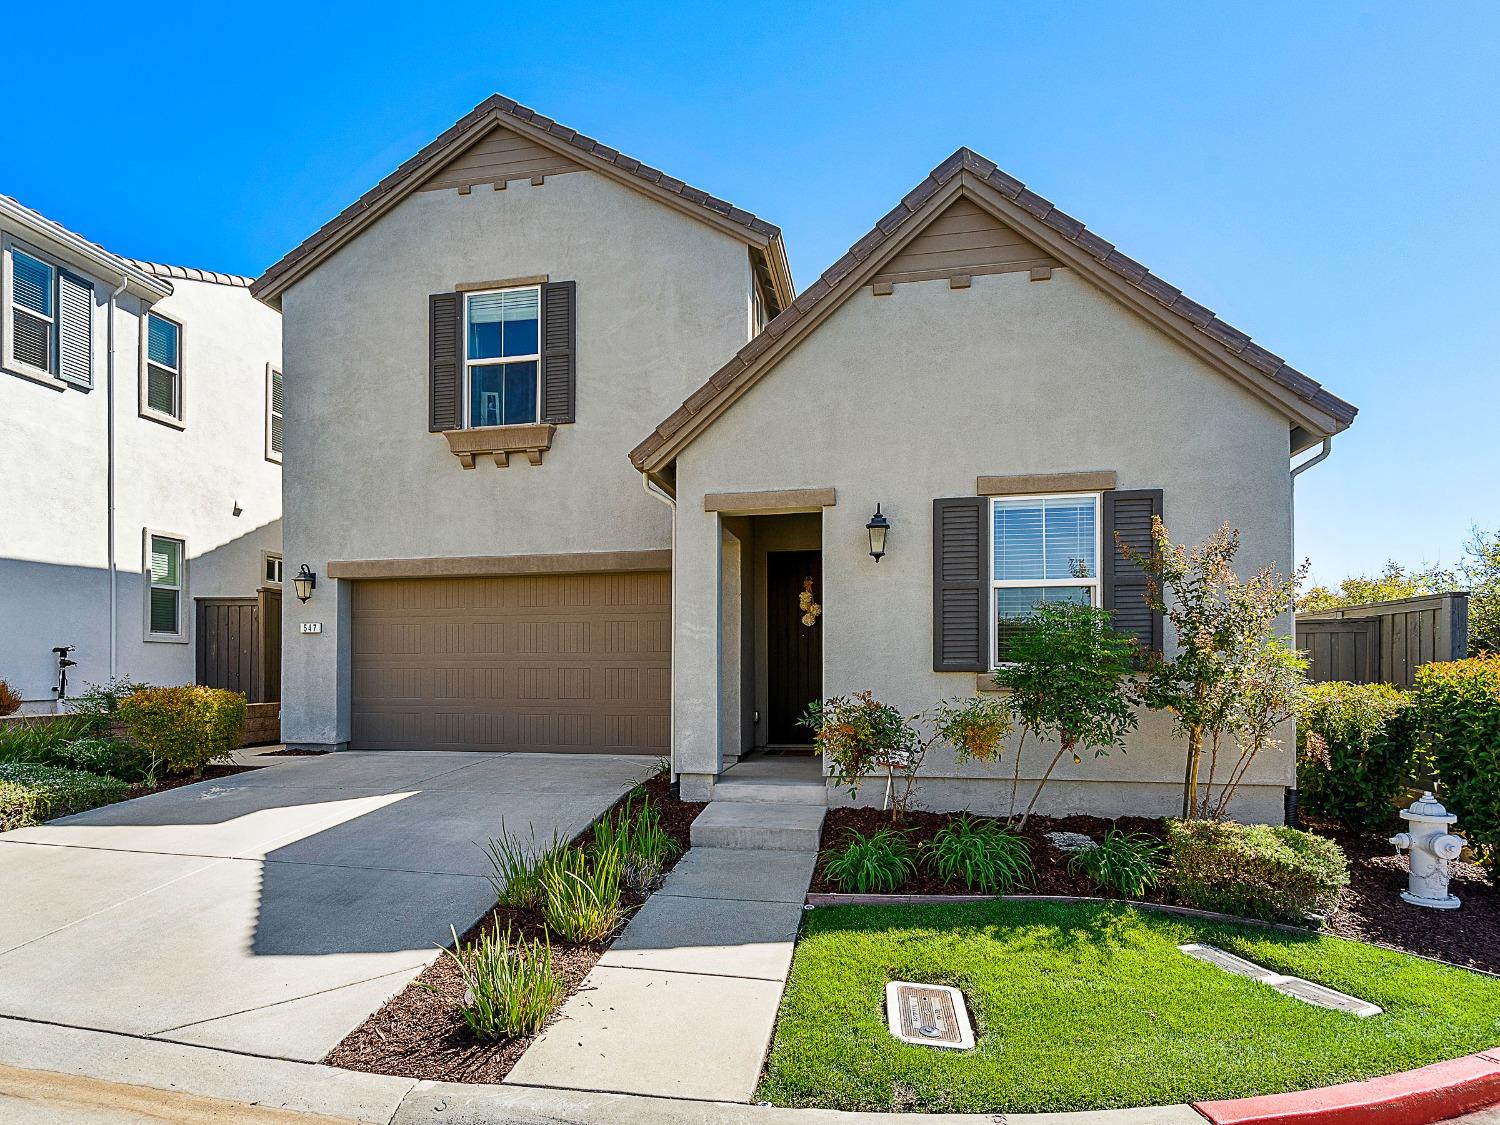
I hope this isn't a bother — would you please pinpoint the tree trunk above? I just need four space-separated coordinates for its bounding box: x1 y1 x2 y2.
1019 738 1072 829
1181 724 1204 819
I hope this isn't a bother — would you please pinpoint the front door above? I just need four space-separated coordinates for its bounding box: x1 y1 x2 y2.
767 550 822 744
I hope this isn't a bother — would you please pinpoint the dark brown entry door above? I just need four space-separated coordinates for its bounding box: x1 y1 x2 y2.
767 550 822 744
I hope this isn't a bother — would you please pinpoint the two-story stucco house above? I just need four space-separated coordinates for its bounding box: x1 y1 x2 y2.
1 194 283 713
254 95 1355 822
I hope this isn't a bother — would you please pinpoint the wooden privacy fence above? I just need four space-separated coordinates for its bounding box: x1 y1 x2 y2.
1296 592 1469 688
195 587 281 704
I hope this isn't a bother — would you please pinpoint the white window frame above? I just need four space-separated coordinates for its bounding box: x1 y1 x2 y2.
140 309 185 428
265 364 284 463
143 530 189 643
2 235 66 390
261 551 283 587
990 492 1103 664
463 284 541 429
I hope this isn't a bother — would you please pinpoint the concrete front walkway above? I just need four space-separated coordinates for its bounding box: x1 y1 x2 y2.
0 748 647 1063
505 845 818 1101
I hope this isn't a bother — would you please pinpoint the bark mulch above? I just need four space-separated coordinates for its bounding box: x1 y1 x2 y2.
259 747 329 756
814 807 1500 975
126 763 258 798
325 773 704 1083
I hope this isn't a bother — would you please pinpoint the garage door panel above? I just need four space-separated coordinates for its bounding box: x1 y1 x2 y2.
351 573 669 753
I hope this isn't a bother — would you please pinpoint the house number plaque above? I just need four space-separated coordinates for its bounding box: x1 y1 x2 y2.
884 981 975 1049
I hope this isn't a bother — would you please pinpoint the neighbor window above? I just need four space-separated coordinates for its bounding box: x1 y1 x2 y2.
991 494 1101 662
465 286 539 427
266 366 284 461
9 247 56 374
263 552 283 585
144 312 183 421
147 534 186 639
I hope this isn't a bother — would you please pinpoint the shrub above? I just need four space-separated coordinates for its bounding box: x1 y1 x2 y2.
70 677 151 725
1416 656 1500 872
541 843 623 942
823 828 917 894
117 686 245 777
1296 682 1415 833
1069 827 1165 898
932 696 1013 765
0 680 20 717
483 826 568 910
428 924 564 1041
48 736 153 783
802 692 919 799
0 762 129 830
1166 818 1348 924
592 793 679 893
927 815 1032 892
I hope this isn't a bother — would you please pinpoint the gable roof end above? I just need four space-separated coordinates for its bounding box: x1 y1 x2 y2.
630 147 1358 472
250 94 794 311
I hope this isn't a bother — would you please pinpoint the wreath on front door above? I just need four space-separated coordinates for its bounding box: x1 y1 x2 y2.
799 576 822 628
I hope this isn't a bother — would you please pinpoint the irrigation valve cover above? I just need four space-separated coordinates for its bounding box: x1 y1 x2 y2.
885 981 975 1050
1391 792 1466 910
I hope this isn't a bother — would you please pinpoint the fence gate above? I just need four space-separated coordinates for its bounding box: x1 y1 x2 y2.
195 587 281 703
1296 592 1469 689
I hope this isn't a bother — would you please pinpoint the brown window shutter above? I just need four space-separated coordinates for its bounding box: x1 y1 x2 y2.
541 280 576 424
429 292 462 432
1102 488 1164 654
932 497 991 672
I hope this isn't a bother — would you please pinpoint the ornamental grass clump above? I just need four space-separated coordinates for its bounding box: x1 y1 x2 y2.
1068 827 1165 898
541 842 624 942
823 828 917 894
428 923 564 1041
1166 818 1348 924
592 792 679 893
482 825 568 911
1296 681 1415 833
927 814 1032 892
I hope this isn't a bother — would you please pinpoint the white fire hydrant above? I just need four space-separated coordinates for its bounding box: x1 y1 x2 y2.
1390 792 1465 910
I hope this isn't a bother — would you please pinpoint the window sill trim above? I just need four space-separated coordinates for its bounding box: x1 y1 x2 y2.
4 363 68 392
140 407 186 431
444 423 555 468
143 633 189 645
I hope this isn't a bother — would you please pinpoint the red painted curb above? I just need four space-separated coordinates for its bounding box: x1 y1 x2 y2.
1195 1049 1500 1125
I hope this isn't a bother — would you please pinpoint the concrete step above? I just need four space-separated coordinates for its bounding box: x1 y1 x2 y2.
690 801 826 851
709 777 828 806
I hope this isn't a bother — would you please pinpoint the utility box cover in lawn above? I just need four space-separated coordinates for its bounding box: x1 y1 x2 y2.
885 981 975 1049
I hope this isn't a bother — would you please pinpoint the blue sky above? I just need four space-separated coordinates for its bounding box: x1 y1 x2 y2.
5 2 1494 585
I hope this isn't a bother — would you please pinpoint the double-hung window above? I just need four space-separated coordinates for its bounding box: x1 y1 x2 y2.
144 312 183 422
10 248 56 374
147 533 186 640
464 286 539 427
992 493 1101 662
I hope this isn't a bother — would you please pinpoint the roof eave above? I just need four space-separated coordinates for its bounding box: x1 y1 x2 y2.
0 195 171 301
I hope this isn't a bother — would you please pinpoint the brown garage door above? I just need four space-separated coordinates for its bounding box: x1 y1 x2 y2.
351 572 669 753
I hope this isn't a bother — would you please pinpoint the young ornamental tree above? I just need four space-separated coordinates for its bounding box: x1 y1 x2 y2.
1123 520 1306 820
991 601 1138 828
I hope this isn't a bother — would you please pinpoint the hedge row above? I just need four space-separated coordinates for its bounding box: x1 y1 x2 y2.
0 762 129 831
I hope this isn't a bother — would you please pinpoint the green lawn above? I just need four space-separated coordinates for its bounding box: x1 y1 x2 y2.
758 900 1500 1113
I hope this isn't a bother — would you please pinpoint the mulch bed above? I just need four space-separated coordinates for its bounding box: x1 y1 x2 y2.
125 763 258 798
814 807 1500 975
324 773 705 1083
259 747 329 756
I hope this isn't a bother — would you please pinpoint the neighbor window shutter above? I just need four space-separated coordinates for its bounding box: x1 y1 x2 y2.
540 280 576 424
428 292 462 431
57 271 93 388
1102 489 1164 655
932 497 990 672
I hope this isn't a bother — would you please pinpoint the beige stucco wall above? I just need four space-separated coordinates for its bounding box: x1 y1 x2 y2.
0 247 282 707
674 267 1299 821
277 170 756 746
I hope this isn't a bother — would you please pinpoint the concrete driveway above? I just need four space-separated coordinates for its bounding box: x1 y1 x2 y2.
0 749 648 1062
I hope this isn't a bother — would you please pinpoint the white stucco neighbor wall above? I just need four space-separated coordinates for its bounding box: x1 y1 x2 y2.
277 170 756 747
0 240 282 708
675 267 1299 821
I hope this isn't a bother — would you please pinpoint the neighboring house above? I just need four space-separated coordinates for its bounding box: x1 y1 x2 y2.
255 96 1355 822
0 194 283 713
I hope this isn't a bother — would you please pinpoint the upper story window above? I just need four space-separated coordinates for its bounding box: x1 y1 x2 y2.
4 241 96 389
262 552 283 585
10 248 55 372
146 532 186 641
266 365 284 462
143 312 183 424
992 493 1101 662
465 286 539 427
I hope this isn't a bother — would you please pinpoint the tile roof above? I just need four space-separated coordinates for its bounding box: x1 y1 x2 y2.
0 193 172 299
631 147 1358 470
125 260 254 288
253 94 787 305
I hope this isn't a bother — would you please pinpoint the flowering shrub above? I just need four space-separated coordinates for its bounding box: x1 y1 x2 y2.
932 696 1013 764
801 692 919 800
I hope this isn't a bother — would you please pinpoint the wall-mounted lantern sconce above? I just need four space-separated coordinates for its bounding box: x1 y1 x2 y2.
866 504 890 562
292 564 317 603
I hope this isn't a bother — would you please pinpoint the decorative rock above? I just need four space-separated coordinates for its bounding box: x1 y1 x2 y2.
1045 831 1097 854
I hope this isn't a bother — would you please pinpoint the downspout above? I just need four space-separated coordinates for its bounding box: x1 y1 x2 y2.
1290 436 1332 480
1286 435 1332 827
642 471 677 781
106 271 129 682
